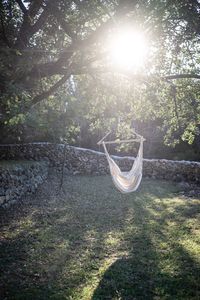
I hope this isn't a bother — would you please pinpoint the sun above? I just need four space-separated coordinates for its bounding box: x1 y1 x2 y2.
108 29 147 70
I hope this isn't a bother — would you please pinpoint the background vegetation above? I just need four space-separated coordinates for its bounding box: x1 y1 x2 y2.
0 0 200 160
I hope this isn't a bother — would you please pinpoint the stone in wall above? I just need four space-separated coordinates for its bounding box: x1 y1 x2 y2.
0 160 49 208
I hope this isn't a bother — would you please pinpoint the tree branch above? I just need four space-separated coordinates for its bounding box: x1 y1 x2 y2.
162 74 200 80
15 2 134 82
28 0 44 19
0 15 11 47
15 1 50 49
24 63 87 111
28 71 72 110
50 5 76 40
17 15 113 82
16 0 27 15
115 71 200 82
29 8 50 38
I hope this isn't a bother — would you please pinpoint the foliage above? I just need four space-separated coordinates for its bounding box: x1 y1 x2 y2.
0 0 200 158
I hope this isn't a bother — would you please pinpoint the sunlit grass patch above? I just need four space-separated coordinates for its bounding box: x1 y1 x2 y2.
0 174 199 300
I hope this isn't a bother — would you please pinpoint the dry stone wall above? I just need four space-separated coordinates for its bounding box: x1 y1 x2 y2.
0 160 49 208
0 143 199 183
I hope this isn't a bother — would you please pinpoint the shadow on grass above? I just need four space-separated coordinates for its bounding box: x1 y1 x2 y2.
0 174 199 300
92 231 200 300
92 229 158 300
92 188 200 300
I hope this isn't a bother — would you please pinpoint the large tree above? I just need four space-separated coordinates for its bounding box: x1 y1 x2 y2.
0 0 200 149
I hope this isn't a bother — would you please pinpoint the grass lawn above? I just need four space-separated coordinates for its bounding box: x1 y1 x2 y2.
0 172 200 300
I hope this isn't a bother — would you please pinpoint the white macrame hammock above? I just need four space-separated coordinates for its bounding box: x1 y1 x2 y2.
98 132 145 194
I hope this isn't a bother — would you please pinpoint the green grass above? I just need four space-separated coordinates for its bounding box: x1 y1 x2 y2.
0 173 200 300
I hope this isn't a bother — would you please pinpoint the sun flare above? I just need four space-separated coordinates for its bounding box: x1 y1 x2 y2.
109 29 147 69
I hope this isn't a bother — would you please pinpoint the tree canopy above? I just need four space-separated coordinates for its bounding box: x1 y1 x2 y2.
0 0 200 159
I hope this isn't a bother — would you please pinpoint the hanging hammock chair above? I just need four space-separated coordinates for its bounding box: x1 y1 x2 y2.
98 132 145 193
